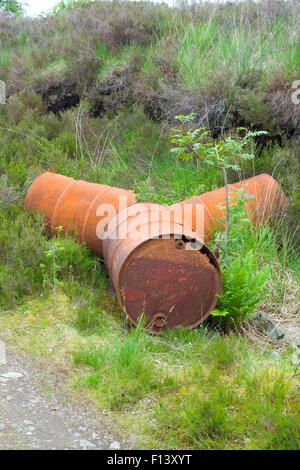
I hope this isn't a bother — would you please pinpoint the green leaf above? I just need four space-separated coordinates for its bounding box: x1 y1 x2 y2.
241 153 255 160
211 309 230 317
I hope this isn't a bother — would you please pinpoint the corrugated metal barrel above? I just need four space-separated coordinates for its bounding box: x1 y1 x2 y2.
170 174 287 241
24 171 136 256
102 203 222 334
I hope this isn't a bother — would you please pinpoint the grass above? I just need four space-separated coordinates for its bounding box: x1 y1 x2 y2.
1 1 299 135
73 322 175 410
0 0 299 450
0 49 10 67
0 293 298 449
176 14 299 91
151 355 299 450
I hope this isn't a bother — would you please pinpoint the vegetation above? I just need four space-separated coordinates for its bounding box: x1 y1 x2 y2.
171 114 268 246
0 0 23 15
210 189 270 327
0 0 299 450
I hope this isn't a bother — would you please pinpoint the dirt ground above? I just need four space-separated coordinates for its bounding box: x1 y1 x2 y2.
0 339 132 450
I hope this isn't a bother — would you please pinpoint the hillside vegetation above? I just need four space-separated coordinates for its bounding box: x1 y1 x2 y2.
0 0 299 449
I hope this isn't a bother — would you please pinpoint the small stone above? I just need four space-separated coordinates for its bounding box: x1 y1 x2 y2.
270 351 281 361
1 372 23 379
6 395 13 401
27 426 35 431
80 439 96 448
24 420 34 425
109 441 121 450
30 399 40 405
253 313 285 340
274 327 285 340
0 378 9 383
0 424 5 430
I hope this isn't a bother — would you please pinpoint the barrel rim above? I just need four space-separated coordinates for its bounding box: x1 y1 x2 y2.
115 232 222 334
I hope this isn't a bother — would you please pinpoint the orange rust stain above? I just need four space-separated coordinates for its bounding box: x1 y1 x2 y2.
170 173 287 241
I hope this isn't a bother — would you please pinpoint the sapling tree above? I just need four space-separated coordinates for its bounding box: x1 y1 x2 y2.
170 113 268 247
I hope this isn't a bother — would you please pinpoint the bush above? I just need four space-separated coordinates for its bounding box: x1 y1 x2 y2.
1 0 298 137
0 206 48 308
212 250 270 328
0 193 107 309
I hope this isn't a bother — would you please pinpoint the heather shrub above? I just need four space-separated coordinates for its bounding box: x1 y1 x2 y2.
53 236 101 282
0 201 107 309
0 206 48 308
1 0 298 138
6 89 46 124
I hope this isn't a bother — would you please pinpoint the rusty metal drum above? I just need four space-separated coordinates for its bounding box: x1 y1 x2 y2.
24 171 136 256
234 173 287 222
170 174 287 241
102 203 222 334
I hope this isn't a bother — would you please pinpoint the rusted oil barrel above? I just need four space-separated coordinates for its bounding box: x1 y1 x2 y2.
24 171 136 256
102 203 222 334
170 174 287 241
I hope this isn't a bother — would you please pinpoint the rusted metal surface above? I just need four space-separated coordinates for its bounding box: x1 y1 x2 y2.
24 171 136 256
170 173 287 241
24 171 285 334
234 173 287 222
103 203 222 334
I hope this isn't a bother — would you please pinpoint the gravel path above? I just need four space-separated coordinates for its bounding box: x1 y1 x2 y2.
0 339 129 450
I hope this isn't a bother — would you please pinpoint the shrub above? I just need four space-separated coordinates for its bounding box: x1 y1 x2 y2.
6 90 46 124
0 206 48 308
212 250 270 328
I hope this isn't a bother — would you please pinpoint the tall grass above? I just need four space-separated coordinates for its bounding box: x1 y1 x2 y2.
151 342 299 450
73 325 299 449
74 322 174 410
176 13 299 91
